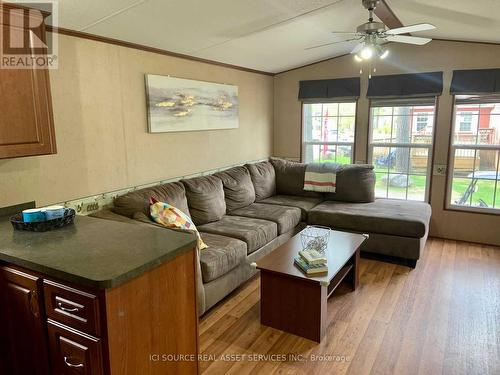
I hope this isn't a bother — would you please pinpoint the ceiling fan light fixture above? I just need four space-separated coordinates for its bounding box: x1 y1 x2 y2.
360 46 373 59
304 1 436 75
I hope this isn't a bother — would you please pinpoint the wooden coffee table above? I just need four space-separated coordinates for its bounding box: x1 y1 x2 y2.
256 229 367 342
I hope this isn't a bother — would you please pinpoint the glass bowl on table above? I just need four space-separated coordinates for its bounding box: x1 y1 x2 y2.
300 225 331 255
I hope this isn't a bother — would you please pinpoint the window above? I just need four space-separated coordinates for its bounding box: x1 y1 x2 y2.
302 101 356 164
458 112 474 132
415 113 429 132
368 99 436 201
447 95 500 213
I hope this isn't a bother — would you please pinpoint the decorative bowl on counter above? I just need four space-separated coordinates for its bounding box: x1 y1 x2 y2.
10 208 76 232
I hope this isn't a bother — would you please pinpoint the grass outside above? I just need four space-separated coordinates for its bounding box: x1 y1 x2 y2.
312 155 351 164
449 178 500 208
375 172 427 201
375 167 500 208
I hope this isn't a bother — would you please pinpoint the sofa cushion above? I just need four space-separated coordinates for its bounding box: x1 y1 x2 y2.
228 203 301 235
245 161 276 201
270 158 323 198
113 182 190 219
214 166 255 212
199 233 247 283
198 216 277 254
181 175 226 225
259 195 324 221
325 164 375 203
308 199 431 238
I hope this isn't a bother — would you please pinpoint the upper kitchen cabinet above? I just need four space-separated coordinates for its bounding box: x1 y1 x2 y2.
0 3 56 159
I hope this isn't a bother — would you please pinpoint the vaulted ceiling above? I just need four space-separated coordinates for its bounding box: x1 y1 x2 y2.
15 0 500 73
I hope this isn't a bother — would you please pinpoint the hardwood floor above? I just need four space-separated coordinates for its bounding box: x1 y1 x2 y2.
199 238 500 375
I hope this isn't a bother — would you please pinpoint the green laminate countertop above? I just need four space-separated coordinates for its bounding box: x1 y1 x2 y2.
0 215 197 289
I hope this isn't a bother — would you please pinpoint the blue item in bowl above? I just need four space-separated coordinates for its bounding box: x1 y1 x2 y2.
22 209 46 223
43 205 66 220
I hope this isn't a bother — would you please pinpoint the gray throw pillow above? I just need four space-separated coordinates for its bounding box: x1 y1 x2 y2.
113 182 190 218
325 164 375 203
214 166 256 212
181 175 226 225
270 157 323 198
245 161 276 201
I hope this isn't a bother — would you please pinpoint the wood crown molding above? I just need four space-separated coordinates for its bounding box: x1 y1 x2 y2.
46 25 275 77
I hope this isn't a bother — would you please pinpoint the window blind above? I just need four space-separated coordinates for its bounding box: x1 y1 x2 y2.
450 69 500 95
298 77 360 100
366 71 443 98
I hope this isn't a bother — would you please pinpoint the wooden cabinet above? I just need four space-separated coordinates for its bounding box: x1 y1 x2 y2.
47 320 103 375
0 247 199 375
44 279 101 337
0 266 50 375
0 3 56 159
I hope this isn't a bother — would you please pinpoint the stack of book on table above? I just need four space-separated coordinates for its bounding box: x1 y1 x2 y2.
294 248 328 276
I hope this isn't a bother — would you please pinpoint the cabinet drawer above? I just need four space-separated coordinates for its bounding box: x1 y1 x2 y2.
44 280 100 337
47 319 103 375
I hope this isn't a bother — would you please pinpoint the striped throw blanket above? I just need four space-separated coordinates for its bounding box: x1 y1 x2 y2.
304 163 342 193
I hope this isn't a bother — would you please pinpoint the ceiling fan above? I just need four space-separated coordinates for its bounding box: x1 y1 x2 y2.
306 0 436 62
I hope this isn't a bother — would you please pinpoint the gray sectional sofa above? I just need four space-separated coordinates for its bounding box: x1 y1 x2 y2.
92 158 431 316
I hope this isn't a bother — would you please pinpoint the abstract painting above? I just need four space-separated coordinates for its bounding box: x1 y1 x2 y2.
145 74 239 133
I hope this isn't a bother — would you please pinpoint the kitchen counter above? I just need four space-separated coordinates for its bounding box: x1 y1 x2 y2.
0 215 197 289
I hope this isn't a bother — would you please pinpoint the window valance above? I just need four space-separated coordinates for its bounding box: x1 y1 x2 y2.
450 68 500 95
366 71 443 98
298 77 360 100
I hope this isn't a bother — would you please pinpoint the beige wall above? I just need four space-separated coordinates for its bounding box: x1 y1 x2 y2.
274 40 500 246
0 34 274 208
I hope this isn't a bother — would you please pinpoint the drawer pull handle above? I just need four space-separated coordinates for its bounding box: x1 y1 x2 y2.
64 356 84 368
57 302 79 313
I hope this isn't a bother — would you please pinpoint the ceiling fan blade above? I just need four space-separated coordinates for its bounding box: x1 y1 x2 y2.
305 38 361 51
386 35 432 45
350 42 364 54
385 23 436 35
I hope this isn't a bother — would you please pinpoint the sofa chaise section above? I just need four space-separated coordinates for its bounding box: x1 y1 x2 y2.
308 198 431 264
308 199 431 238
267 158 431 266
